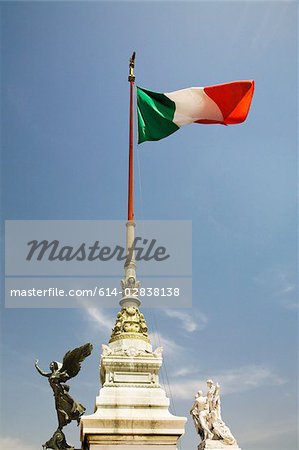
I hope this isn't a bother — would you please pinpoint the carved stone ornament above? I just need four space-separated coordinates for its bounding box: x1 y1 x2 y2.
101 344 113 356
100 344 164 359
109 306 150 343
153 346 163 357
121 272 140 296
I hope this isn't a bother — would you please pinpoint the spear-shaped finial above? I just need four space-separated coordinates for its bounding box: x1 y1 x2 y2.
128 51 136 82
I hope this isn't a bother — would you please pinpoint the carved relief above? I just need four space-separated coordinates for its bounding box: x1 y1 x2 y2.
109 306 149 341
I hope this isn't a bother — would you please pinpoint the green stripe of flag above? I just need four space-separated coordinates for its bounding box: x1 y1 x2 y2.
137 87 179 144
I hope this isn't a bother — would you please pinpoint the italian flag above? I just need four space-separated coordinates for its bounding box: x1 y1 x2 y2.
137 80 254 144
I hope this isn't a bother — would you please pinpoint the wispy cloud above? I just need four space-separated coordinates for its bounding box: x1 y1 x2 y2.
164 309 208 333
241 419 297 445
173 367 199 377
78 299 114 334
279 283 296 295
149 331 183 356
170 364 286 400
280 298 298 310
249 4 290 58
213 365 286 395
0 437 40 450
170 379 201 401
253 267 297 308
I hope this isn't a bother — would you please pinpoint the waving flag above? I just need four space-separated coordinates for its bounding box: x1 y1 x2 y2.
137 80 254 144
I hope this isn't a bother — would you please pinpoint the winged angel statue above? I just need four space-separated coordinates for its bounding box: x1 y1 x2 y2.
35 343 93 450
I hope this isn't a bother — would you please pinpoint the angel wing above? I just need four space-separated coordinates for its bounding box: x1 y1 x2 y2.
61 343 93 380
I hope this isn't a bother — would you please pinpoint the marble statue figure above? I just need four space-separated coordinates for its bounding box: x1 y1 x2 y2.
190 380 237 447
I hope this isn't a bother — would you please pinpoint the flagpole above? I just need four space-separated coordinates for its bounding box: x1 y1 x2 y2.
120 52 140 309
128 51 135 221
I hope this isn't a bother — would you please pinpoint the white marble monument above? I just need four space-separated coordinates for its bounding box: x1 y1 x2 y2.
190 380 241 450
80 222 186 449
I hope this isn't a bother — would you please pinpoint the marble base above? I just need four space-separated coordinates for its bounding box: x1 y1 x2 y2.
85 435 180 449
85 446 177 450
81 339 186 450
85 446 178 449
199 439 241 450
81 386 185 449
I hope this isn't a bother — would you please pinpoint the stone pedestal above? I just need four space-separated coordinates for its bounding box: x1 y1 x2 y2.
198 439 242 450
80 330 186 449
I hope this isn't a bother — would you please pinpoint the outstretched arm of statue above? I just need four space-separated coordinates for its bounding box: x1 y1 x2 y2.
35 359 50 377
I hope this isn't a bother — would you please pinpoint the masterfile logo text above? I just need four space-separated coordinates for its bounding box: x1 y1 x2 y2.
5 220 192 308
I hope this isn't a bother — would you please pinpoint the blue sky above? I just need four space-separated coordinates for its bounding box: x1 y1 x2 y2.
0 1 297 450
